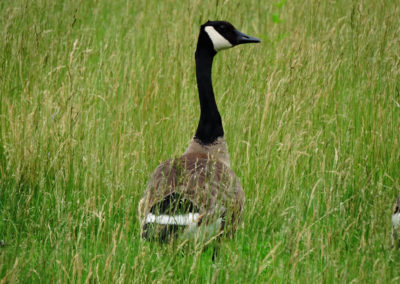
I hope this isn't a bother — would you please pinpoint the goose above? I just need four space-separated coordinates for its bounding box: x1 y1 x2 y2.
138 20 260 242
392 194 400 248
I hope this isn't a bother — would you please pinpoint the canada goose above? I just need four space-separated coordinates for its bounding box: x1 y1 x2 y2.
138 21 260 242
392 194 400 248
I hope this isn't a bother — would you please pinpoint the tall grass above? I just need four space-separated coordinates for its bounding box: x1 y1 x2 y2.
1 0 400 282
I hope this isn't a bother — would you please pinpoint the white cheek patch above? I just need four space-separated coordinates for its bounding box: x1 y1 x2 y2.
204 26 232 51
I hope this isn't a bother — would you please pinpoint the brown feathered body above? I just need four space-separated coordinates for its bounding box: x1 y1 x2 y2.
138 139 244 240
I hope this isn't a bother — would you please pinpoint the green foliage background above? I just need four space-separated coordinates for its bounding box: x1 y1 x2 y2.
1 0 400 282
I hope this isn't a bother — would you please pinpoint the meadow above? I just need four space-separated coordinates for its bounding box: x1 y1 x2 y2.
1 0 400 282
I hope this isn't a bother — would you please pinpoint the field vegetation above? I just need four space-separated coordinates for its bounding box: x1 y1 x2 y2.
1 0 400 282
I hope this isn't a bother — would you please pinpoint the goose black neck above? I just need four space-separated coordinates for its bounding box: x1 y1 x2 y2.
194 42 224 145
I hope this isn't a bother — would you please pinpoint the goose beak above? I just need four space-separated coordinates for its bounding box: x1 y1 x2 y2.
235 30 261 45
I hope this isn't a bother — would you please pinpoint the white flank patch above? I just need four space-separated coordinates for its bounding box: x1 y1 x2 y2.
393 212 400 229
183 217 222 240
204 26 232 51
145 213 200 226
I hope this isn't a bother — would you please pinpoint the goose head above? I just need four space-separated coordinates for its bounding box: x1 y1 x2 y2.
198 20 260 54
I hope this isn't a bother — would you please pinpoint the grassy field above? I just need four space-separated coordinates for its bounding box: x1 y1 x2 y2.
1 0 400 282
